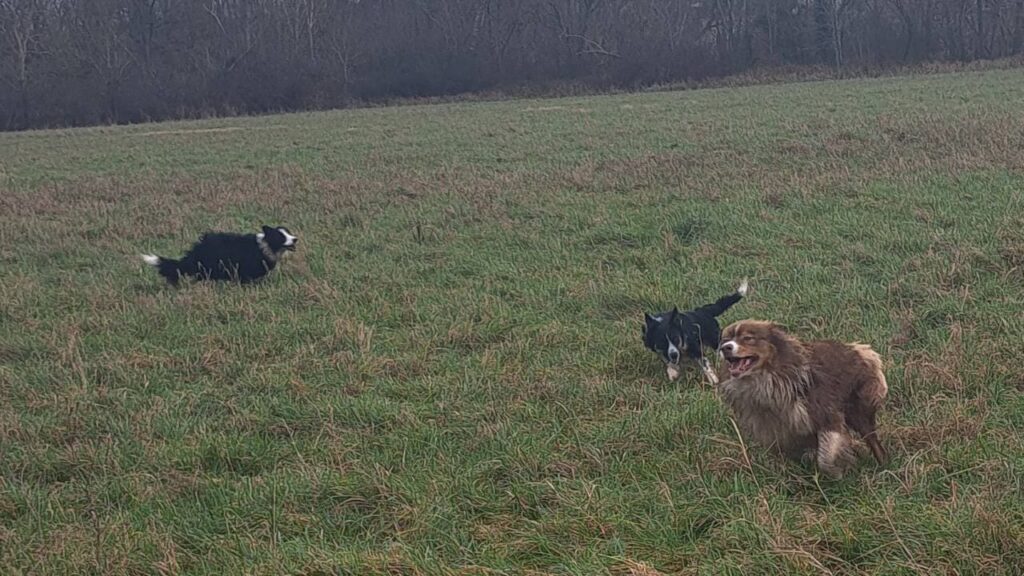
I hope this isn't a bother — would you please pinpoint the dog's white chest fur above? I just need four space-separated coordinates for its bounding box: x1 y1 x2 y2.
719 370 814 453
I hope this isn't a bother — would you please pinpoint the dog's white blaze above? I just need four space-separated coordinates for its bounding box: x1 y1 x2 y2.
737 278 749 297
279 228 297 246
667 339 679 362
141 254 160 266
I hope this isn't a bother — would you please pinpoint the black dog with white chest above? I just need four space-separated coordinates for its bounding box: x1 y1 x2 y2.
142 225 298 286
642 279 747 384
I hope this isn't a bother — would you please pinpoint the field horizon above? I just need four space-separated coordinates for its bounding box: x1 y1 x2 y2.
1 68 1023 574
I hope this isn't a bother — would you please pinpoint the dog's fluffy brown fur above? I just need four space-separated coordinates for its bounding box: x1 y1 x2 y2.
717 320 888 478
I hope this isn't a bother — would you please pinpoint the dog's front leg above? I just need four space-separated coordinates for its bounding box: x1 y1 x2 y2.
816 429 856 479
666 365 681 381
700 357 719 385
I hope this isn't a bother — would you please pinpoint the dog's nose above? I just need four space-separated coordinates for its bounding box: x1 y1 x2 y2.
668 350 680 362
719 341 736 354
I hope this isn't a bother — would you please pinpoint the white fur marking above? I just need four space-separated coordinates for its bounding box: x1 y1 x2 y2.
790 402 813 432
279 228 297 247
720 340 737 354
256 232 265 241
666 365 681 381
141 254 160 266
737 278 749 297
255 235 279 262
701 358 719 385
667 340 680 362
818 430 847 475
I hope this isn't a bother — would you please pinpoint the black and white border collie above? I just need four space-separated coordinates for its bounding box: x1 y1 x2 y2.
142 225 298 286
642 279 748 384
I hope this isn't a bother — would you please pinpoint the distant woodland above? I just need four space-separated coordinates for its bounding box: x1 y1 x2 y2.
2 0 1022 130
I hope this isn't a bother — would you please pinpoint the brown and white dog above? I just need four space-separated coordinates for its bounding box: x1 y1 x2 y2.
716 320 888 478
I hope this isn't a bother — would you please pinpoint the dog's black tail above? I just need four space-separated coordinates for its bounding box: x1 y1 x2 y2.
697 278 749 317
141 254 182 286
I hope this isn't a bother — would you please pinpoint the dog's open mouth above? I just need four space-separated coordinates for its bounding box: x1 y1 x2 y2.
284 244 297 251
725 355 757 377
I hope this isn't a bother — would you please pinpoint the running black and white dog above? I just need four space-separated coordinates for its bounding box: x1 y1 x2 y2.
142 225 298 286
642 279 748 384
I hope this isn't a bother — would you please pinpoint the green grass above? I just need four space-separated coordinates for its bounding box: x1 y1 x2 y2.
2 69 1024 575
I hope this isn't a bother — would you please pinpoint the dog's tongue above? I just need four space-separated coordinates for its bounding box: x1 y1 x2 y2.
728 358 754 377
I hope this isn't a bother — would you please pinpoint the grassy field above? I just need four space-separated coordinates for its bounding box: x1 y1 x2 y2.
2 69 1024 575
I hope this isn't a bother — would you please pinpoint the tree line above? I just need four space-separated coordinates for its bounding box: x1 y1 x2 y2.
1 0 1021 130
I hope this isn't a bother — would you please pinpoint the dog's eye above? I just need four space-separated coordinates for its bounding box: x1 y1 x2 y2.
741 335 755 343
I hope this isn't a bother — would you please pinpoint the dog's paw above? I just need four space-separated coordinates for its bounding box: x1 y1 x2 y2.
666 366 681 381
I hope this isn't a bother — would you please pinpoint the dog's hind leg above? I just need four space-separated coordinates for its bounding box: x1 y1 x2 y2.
846 400 887 465
848 345 888 465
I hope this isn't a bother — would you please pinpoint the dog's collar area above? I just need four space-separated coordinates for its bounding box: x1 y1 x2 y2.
256 236 280 262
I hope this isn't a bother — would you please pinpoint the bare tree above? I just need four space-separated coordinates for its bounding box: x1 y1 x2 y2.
2 0 1024 130
0 0 47 126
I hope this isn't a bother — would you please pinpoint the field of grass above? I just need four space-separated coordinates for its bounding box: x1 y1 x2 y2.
2 68 1024 575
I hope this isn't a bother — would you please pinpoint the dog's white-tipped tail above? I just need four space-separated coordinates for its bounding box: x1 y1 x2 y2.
141 254 160 267
737 278 749 297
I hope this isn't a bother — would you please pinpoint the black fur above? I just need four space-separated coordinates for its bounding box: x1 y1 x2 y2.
143 225 297 286
642 280 747 380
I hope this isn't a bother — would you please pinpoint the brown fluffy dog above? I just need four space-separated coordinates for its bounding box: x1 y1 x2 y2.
717 320 888 478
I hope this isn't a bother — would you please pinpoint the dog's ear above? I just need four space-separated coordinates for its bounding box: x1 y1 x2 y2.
765 322 802 362
261 225 274 235
642 313 655 334
669 307 679 322
720 321 741 339
765 322 794 348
